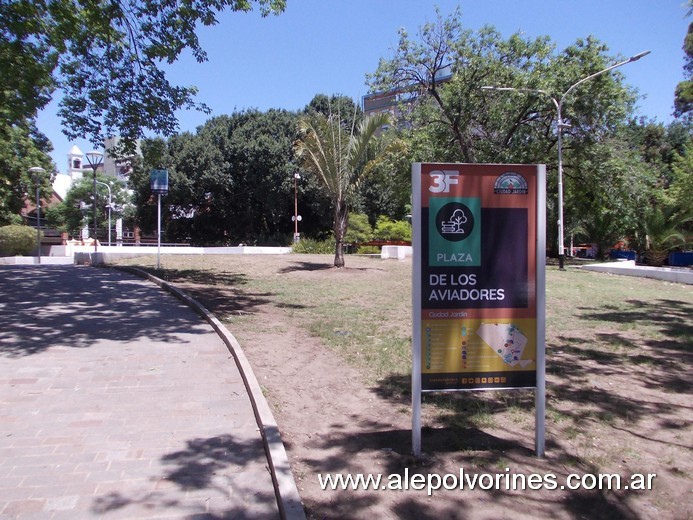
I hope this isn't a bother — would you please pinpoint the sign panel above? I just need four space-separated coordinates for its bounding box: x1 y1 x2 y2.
412 163 545 392
150 169 169 194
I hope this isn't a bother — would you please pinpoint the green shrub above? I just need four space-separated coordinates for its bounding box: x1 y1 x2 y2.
0 225 39 256
292 237 335 254
373 216 412 242
344 213 373 244
356 245 381 254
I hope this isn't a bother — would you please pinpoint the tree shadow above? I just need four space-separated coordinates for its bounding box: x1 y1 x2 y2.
92 434 278 518
278 260 386 274
133 265 309 316
578 298 692 353
278 261 334 273
301 408 642 520
0 265 223 357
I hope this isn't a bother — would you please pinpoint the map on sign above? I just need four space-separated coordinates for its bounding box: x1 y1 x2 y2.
476 323 532 368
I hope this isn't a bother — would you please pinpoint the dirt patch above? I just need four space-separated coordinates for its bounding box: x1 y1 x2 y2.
125 254 692 520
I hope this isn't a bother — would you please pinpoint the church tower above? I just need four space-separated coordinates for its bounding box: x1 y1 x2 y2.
67 145 84 181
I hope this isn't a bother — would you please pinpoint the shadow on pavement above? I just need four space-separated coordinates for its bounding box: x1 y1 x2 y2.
0 265 213 357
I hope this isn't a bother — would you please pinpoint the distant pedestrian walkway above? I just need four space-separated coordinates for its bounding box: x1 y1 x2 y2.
0 265 280 518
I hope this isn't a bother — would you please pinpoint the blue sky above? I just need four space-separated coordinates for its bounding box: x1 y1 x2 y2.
38 0 690 173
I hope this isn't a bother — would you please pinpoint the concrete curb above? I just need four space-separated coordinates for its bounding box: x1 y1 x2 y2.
580 260 693 285
113 266 306 520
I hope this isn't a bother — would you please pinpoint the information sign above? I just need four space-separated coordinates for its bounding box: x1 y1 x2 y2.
150 169 169 194
412 163 546 455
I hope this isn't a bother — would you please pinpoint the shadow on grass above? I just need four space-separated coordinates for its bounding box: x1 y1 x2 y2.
157 268 250 287
138 266 310 316
578 298 692 353
303 400 642 520
278 261 334 273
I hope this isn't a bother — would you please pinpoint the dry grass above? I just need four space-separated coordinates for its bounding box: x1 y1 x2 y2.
114 253 693 519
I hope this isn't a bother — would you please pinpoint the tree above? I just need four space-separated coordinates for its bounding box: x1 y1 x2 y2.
641 205 692 266
568 135 658 257
131 110 331 245
669 144 693 214
46 173 131 239
357 134 411 223
0 0 286 153
368 8 640 255
0 123 54 226
296 108 391 267
675 3 693 118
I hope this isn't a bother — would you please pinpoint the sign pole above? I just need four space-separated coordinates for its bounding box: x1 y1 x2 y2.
150 169 168 271
157 193 162 270
535 165 547 457
412 164 423 458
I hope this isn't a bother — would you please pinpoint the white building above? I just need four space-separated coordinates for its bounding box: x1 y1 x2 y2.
52 140 138 198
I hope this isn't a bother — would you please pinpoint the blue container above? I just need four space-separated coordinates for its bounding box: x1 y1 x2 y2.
610 249 636 261
669 251 693 266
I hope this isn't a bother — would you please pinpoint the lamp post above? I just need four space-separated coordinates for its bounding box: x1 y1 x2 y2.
28 166 46 264
95 180 112 247
482 50 650 270
85 150 104 252
292 172 302 242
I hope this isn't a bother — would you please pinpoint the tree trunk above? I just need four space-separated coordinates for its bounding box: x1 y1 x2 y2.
333 199 349 268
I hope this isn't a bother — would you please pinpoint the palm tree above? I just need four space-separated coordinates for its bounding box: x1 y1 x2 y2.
642 205 692 266
296 109 391 267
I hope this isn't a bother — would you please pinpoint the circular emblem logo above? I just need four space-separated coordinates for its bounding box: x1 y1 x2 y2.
436 202 474 242
494 172 528 194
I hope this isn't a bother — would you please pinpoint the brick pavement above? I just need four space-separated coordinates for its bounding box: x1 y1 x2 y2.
0 265 280 519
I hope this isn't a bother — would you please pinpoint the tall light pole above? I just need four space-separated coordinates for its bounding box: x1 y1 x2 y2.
85 151 104 252
28 166 46 264
95 180 112 247
482 50 650 270
292 172 302 242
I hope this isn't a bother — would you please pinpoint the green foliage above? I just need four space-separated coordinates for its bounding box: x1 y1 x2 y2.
0 225 38 256
642 205 692 266
296 104 391 267
131 110 330 245
357 135 411 222
291 237 335 254
568 134 658 257
356 245 380 254
367 8 653 255
344 213 372 244
0 123 54 226
675 19 693 118
373 216 412 242
46 174 131 239
0 0 286 152
669 145 693 213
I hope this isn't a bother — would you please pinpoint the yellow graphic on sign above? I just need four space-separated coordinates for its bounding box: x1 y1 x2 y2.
422 318 537 374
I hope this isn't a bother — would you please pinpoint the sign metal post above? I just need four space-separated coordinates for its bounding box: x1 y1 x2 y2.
150 169 169 270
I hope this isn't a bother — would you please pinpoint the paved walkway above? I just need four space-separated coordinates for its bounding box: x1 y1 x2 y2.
0 265 281 519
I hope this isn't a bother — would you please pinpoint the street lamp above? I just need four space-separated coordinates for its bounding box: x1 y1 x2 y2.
85 150 104 252
95 180 112 247
28 166 46 264
482 50 650 270
292 172 302 242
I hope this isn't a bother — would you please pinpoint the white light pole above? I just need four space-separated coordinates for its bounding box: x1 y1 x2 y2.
482 50 650 270
292 172 302 242
95 180 112 247
28 166 46 264
85 150 104 252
